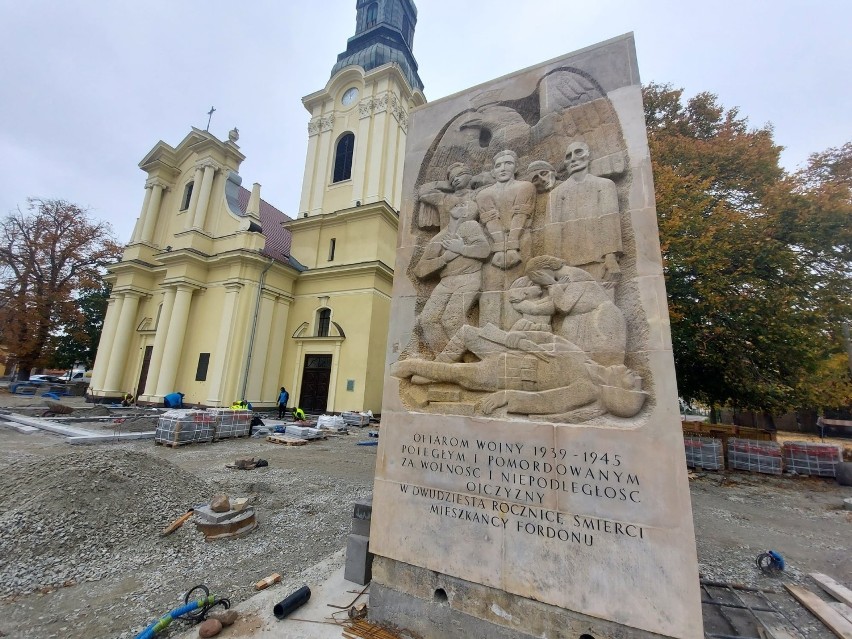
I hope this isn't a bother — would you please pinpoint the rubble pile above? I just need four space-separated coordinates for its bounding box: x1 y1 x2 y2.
0 449 211 596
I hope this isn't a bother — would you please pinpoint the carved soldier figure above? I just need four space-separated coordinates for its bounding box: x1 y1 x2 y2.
546 141 622 283
475 150 536 328
413 197 490 354
416 162 476 230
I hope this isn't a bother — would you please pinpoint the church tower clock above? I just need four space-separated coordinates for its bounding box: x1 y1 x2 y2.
297 0 426 218
280 0 426 414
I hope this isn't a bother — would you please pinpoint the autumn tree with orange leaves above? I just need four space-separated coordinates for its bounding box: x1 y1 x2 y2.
645 83 852 418
0 199 122 379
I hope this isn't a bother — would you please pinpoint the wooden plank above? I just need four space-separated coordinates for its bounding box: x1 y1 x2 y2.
830 603 852 625
812 573 852 608
784 584 852 639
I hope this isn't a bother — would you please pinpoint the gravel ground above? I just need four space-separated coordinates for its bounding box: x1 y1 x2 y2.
0 392 849 639
0 412 376 639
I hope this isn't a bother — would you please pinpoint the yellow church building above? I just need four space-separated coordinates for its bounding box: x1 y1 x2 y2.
88 0 425 413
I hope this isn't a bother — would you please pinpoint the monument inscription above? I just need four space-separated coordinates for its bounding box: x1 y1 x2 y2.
371 34 702 639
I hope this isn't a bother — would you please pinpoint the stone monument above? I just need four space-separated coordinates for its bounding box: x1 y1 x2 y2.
370 34 703 639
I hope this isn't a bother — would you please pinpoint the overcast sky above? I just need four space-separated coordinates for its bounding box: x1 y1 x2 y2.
1 0 849 242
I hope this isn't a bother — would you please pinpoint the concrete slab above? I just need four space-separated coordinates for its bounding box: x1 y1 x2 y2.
2 413 94 437
0 421 39 434
66 431 156 444
171 549 371 639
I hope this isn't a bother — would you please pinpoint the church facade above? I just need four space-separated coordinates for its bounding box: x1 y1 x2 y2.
88 0 425 413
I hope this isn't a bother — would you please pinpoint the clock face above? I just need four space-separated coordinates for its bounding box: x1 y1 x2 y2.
342 87 359 106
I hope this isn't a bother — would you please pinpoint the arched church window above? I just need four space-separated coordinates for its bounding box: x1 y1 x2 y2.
317 308 331 337
333 133 355 183
180 181 194 211
365 3 378 28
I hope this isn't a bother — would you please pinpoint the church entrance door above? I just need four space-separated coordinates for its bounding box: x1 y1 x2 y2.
299 354 332 412
136 345 153 398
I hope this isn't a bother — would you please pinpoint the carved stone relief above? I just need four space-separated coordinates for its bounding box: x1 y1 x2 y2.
358 98 374 119
395 68 649 425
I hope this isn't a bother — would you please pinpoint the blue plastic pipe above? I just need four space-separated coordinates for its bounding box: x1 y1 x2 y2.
134 596 215 639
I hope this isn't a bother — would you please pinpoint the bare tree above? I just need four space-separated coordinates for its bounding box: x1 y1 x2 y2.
0 199 122 379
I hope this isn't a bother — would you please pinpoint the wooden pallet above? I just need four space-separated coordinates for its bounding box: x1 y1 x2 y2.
154 439 213 448
343 619 403 639
266 434 308 446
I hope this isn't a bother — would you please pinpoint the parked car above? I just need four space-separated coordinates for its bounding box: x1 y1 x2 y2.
28 375 66 384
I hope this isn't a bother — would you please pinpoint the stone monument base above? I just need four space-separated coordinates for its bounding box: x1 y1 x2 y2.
369 557 674 639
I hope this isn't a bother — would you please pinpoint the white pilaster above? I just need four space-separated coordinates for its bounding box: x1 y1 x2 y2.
90 296 123 391
155 285 194 397
184 166 205 231
142 287 176 399
191 160 219 230
130 185 153 243
140 178 168 244
206 283 242 406
102 292 141 392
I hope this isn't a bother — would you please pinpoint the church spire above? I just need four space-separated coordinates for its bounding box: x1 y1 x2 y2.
330 0 424 93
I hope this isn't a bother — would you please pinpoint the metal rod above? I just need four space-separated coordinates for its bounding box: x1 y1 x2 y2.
700 579 779 594
701 599 776 613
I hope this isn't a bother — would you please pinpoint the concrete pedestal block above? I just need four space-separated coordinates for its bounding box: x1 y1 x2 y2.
344 534 373 585
352 497 372 536
369 557 672 639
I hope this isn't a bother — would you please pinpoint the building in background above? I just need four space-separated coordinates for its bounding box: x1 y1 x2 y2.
88 0 425 413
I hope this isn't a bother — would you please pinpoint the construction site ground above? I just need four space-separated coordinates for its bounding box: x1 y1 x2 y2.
0 391 849 639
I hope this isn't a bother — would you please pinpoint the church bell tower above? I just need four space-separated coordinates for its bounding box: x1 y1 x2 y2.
297 0 426 218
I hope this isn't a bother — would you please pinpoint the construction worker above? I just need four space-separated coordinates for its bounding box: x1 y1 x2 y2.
292 407 307 422
277 387 290 419
163 392 184 408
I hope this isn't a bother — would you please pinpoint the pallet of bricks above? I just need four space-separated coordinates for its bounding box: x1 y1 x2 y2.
782 441 843 477
683 436 724 471
727 438 783 474
155 409 216 446
208 408 252 440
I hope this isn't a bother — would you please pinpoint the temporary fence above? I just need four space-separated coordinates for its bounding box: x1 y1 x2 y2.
155 409 216 446
683 436 724 471
782 441 843 477
727 438 783 475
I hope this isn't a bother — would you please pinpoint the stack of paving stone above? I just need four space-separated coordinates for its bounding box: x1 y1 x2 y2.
782 441 843 477
683 436 724 470
155 409 216 446
317 414 347 431
283 425 324 439
727 438 783 474
341 411 371 427
208 408 252 439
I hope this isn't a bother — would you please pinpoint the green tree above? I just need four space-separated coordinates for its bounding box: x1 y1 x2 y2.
644 83 852 416
0 199 122 379
45 286 111 371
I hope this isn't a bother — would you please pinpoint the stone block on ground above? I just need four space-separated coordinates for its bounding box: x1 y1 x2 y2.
344 534 372 585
